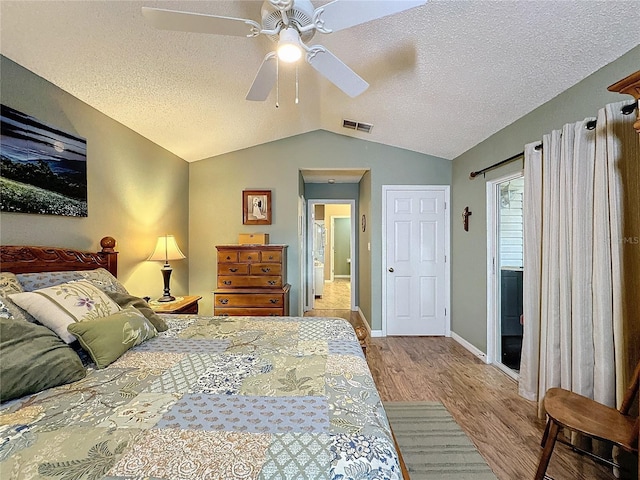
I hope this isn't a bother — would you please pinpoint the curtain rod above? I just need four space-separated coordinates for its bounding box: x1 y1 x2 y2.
469 102 637 179
469 144 541 179
585 102 638 130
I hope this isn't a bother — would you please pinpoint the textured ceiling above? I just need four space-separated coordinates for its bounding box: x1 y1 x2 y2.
1 1 639 163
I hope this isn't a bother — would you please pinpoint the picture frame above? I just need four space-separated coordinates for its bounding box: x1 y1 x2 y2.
243 190 272 225
1 104 88 217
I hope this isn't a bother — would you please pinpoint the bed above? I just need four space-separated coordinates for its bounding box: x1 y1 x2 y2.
0 238 403 480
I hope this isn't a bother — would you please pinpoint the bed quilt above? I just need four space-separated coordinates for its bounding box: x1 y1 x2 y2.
0 316 400 480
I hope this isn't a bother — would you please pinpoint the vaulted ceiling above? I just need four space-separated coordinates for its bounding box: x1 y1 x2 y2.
1 1 638 163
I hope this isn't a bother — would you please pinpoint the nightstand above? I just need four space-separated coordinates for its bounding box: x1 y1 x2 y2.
149 295 201 314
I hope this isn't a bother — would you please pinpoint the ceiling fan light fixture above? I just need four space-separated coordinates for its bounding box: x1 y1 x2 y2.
277 28 302 63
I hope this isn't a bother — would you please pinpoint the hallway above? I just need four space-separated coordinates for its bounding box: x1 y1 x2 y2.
313 278 351 310
305 278 357 331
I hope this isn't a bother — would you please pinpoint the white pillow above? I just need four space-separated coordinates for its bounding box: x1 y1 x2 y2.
9 279 121 343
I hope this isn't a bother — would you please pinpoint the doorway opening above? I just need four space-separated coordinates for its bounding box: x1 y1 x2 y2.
306 200 355 311
487 172 524 378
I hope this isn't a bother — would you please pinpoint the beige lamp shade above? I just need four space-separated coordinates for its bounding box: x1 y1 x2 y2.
148 235 186 263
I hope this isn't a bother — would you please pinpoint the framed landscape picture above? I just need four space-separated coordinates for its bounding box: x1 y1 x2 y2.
243 190 271 225
0 104 88 217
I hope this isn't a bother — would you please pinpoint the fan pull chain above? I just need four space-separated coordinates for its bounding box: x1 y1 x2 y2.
275 56 280 109
295 64 299 104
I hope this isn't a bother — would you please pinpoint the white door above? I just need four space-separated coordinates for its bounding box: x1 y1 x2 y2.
383 186 449 336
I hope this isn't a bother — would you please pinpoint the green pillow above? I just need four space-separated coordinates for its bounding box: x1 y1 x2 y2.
1 317 86 403
105 291 168 332
67 306 157 369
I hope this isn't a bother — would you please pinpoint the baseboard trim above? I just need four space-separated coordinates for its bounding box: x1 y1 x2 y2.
356 307 371 333
450 331 488 363
356 308 385 337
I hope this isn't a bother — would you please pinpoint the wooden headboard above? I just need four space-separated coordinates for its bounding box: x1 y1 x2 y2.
0 236 118 277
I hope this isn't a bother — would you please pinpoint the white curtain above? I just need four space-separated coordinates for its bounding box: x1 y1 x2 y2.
519 100 638 413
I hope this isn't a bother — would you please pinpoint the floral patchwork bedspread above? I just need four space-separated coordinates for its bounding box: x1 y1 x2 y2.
0 316 401 480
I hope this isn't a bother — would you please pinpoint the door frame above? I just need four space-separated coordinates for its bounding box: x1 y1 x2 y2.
486 171 523 380
381 185 450 337
305 199 356 311
298 194 306 316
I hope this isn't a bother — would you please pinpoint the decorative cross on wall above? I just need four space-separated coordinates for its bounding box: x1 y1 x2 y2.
462 206 472 231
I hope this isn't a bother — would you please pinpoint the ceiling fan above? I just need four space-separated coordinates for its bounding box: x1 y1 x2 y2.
142 0 426 101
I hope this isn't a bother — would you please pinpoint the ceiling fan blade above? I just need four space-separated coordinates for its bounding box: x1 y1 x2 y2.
306 47 369 98
141 7 261 37
313 0 427 33
246 52 278 101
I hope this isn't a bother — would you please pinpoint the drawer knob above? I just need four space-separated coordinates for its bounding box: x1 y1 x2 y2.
261 267 271 273
268 255 274 260
219 298 229 305
247 256 253 260
223 280 232 285
229 268 238 272
269 299 279 304
268 281 277 285
226 256 231 260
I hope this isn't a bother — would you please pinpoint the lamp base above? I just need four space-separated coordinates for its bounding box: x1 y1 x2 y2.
156 295 176 303
158 265 175 303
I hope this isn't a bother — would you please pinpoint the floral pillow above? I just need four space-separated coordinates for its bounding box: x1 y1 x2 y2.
78 268 129 294
15 268 128 294
15 271 83 292
0 273 36 323
9 280 121 343
0 294 36 323
0 272 24 295
67 306 157 369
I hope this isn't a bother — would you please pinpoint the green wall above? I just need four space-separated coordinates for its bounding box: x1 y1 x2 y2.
6 43 635 350
304 183 360 200
358 171 373 324
0 55 190 299
450 45 640 352
189 130 450 326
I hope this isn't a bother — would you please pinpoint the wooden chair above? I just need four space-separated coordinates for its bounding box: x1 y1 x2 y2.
534 362 639 480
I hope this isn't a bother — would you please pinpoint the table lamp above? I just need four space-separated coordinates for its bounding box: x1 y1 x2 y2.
148 235 185 302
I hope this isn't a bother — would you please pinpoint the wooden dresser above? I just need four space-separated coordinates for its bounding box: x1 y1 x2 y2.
608 70 640 134
213 245 290 316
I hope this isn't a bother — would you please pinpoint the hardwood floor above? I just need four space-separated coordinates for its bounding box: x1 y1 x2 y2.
304 309 624 480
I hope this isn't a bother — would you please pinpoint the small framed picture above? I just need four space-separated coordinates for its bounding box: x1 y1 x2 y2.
243 190 272 225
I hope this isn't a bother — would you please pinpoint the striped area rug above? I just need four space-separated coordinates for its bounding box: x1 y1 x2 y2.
384 402 498 480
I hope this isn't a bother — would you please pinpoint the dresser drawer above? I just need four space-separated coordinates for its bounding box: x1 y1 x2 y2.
239 251 261 263
218 251 239 263
260 251 282 263
218 263 249 275
214 292 285 308
248 263 282 276
218 276 282 288
213 284 290 317
214 308 284 317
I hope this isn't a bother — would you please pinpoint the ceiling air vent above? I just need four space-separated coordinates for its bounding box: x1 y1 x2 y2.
343 119 373 134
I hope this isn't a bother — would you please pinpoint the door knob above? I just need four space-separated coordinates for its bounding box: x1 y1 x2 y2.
388 267 394 272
